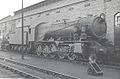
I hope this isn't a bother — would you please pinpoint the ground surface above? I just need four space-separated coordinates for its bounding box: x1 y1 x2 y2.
0 65 25 79
0 50 119 79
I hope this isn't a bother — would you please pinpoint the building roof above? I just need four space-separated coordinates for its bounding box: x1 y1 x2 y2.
0 15 12 23
14 0 63 15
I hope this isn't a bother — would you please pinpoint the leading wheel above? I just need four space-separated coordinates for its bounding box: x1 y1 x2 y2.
49 53 56 58
68 53 77 61
43 52 49 57
58 53 65 59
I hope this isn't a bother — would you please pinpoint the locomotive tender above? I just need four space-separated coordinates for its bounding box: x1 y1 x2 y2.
0 0 120 62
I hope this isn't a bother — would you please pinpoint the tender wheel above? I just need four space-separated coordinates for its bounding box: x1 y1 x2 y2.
25 47 29 53
11 45 14 51
49 44 56 58
22 46 26 53
19 46 23 52
16 46 19 51
6 45 10 51
17 46 20 52
14 46 18 51
50 44 56 52
12 45 15 51
58 47 67 59
43 52 49 57
58 53 65 59
37 51 42 56
68 53 77 61
43 45 50 57
49 53 56 58
26 47 30 54
8 45 12 51
36 45 42 56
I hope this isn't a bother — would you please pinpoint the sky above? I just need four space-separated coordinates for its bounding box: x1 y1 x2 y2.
0 0 44 19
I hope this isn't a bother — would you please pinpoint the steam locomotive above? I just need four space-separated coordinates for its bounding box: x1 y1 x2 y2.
26 15 112 62
1 0 119 63
1 14 114 62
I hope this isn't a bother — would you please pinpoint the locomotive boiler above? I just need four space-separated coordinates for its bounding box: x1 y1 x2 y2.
34 15 109 61
43 16 107 41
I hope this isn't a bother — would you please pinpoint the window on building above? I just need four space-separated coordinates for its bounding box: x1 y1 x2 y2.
114 12 120 47
56 20 60 22
30 17 33 19
18 20 20 22
84 3 90 7
10 20 16 33
56 10 60 13
69 7 74 11
46 13 50 15
11 24 15 33
2 30 4 33
38 13 41 17
115 12 120 27
24 19 26 21
5 25 7 33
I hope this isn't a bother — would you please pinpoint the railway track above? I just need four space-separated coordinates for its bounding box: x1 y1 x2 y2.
2 50 120 71
0 51 120 79
28 53 120 71
0 62 40 79
0 64 24 78
0 56 80 79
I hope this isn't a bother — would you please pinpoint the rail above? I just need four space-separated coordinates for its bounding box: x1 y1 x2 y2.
0 57 81 79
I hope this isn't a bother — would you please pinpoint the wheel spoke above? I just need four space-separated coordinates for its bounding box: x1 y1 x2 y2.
43 45 50 57
68 53 77 61
58 53 65 59
50 53 56 58
36 45 42 56
51 44 56 52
